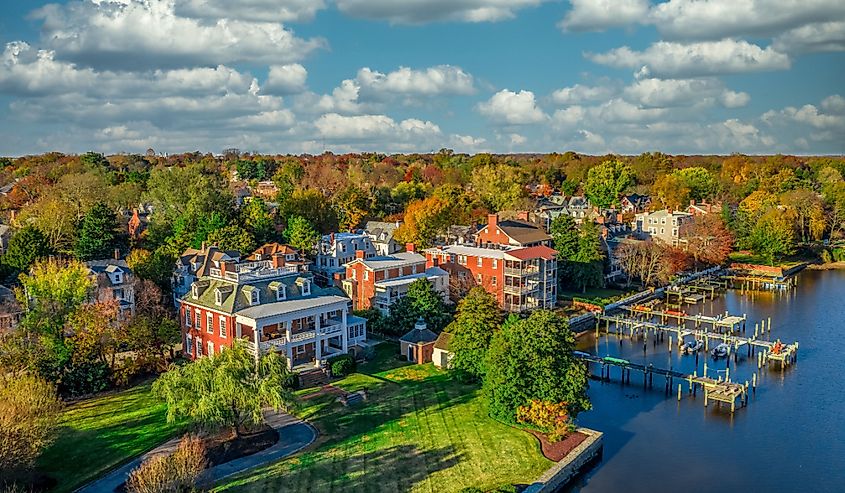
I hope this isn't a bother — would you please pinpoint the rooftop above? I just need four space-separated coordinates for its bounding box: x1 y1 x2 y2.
347 251 426 270
236 294 350 320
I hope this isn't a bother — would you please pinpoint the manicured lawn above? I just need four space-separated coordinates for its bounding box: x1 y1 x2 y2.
38 381 186 493
560 287 634 305
215 346 552 493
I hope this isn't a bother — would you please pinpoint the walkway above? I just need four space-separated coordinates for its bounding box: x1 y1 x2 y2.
76 412 316 493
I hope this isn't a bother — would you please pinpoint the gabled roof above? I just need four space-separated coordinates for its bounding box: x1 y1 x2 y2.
365 221 401 243
247 243 301 261
400 326 439 345
433 332 452 351
182 271 331 315
496 219 551 245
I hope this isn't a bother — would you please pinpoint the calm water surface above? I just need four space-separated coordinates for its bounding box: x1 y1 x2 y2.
570 269 845 493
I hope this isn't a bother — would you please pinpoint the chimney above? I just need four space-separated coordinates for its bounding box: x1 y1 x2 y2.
272 253 285 269
329 233 335 244
201 241 207 251
406 243 415 253
617 213 623 223
690 199 696 207
356 250 366 259
114 248 120 260
487 213 498 230
516 210 529 221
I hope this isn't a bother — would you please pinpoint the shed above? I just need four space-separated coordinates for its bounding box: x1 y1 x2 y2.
399 317 438 364
432 332 453 369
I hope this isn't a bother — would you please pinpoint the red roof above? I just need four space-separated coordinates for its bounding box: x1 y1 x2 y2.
507 245 557 261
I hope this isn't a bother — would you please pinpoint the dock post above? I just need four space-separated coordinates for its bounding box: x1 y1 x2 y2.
768 317 772 333
703 363 708 378
752 372 757 392
704 388 709 407
669 336 672 353
678 383 682 401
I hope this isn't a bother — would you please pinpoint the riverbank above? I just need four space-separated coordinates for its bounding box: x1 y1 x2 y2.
524 428 603 493
806 261 845 270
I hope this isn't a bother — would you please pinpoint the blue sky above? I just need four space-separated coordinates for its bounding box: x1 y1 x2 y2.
1 0 843 156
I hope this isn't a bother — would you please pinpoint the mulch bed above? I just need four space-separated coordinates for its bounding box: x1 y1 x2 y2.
204 424 279 467
527 430 588 462
300 384 350 401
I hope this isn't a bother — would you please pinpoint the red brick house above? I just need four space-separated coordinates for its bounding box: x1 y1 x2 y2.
342 244 449 313
424 243 557 312
476 213 552 248
399 318 438 363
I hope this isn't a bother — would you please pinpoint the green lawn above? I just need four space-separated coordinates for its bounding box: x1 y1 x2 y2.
560 287 634 305
215 345 552 493
38 381 186 493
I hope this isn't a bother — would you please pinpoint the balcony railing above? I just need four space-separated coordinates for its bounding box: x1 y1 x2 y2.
504 265 540 277
503 283 537 295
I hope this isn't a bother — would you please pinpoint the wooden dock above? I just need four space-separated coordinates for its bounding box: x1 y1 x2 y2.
594 314 799 368
573 352 749 413
621 305 747 332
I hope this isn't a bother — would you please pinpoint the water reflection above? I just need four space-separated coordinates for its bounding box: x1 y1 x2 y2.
567 270 845 493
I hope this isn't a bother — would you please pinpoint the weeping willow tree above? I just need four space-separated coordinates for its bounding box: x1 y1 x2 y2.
153 341 297 438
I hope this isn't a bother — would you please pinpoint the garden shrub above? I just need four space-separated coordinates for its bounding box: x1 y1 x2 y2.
328 354 356 377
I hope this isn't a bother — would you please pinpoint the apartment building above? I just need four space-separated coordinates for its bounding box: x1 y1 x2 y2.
476 213 552 248
632 209 693 246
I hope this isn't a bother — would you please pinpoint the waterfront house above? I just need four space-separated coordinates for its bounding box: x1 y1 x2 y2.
179 260 367 369
632 209 693 247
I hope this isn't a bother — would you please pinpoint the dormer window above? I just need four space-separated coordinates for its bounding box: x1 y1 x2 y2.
255 253 262 261
192 284 199 298
214 289 223 305
269 281 286 301
251 290 260 305
114 273 122 284
297 279 311 296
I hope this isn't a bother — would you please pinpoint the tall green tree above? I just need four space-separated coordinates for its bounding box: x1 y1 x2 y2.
386 279 450 335
447 287 502 380
483 310 590 422
4 226 51 272
240 198 275 246
550 214 579 288
750 209 797 265
283 215 319 255
153 342 296 438
17 258 95 341
75 202 118 260
570 222 604 293
584 160 632 208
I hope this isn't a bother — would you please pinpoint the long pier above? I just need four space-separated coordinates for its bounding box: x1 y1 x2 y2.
594 313 799 367
574 352 749 413
620 305 747 332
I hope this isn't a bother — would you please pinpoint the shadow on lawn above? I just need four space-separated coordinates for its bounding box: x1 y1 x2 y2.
224 444 462 492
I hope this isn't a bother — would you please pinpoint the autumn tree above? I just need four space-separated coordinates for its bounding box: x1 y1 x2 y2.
240 198 275 246
16 258 95 341
470 164 527 211
0 373 62 482
334 185 373 231
680 214 734 268
615 240 670 287
584 160 632 208
125 435 206 493
484 311 590 422
750 209 797 265
447 287 502 380
394 196 452 248
652 173 691 211
153 341 296 438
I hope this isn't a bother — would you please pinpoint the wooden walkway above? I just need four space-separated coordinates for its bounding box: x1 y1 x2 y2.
573 352 750 413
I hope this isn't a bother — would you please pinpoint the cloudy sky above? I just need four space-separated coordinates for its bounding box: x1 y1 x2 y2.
1 0 843 156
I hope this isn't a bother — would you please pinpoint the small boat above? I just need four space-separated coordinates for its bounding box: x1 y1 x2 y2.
682 340 703 354
711 343 730 359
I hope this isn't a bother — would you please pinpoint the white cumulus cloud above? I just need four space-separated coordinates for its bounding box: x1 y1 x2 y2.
263 64 308 95
334 0 548 24
559 0 649 32
477 89 547 124
175 0 326 22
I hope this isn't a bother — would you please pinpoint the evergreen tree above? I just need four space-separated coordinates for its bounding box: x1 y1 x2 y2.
283 215 319 255
5 225 51 272
75 202 118 260
571 222 605 293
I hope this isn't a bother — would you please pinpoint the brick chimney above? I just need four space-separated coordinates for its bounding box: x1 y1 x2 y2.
406 243 415 253
487 213 498 230
516 210 529 221
690 199 696 207
114 248 120 260
271 253 285 268
355 250 366 259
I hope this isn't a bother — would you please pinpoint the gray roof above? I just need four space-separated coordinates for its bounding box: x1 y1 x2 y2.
400 326 439 345
365 221 400 242
236 294 350 320
347 251 425 270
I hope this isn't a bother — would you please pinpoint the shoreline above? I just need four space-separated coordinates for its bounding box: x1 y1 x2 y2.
806 261 845 271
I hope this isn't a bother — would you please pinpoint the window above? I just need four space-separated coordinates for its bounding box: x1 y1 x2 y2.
114 273 122 284
207 341 214 356
185 309 192 327
206 313 213 333
295 345 305 355
191 284 199 298
492 259 498 269
196 339 202 357
185 335 193 356
194 309 201 327
364 270 369 281
214 289 222 305
113 288 124 300
458 255 466 265
219 317 227 338
301 280 311 296
476 273 483 284
477 257 483 267
275 285 286 301
250 289 260 305
492 276 497 286
660 228 665 234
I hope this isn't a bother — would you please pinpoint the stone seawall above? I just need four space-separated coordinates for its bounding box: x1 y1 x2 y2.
523 428 603 493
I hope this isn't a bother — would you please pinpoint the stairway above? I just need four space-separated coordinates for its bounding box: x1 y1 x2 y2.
298 368 329 389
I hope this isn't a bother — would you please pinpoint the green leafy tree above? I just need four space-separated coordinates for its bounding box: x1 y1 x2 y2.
75 202 118 260
334 185 373 231
447 287 502 380
279 188 338 233
207 224 257 255
79 151 109 169
584 160 632 208
126 248 175 291
4 225 51 272
750 209 797 265
191 212 227 249
283 215 320 255
550 214 579 287
240 198 275 246
406 278 450 331
674 167 718 201
17 258 95 341
470 164 527 211
483 310 590 423
570 222 604 293
153 341 296 438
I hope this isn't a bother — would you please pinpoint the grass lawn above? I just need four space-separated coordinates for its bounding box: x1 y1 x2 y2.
215 344 552 493
38 381 186 493
559 286 634 305
728 251 809 268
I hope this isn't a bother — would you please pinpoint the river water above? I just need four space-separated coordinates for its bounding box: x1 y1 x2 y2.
570 269 845 493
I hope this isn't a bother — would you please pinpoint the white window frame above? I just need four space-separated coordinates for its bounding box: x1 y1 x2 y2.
364 270 369 281
206 313 213 334
492 259 498 269
276 285 286 301
302 280 311 296
196 339 203 357
476 273 483 284
477 257 483 267
207 341 214 356
185 309 192 327
250 289 260 305
492 276 497 286
185 334 193 356
219 317 227 338
214 289 222 305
